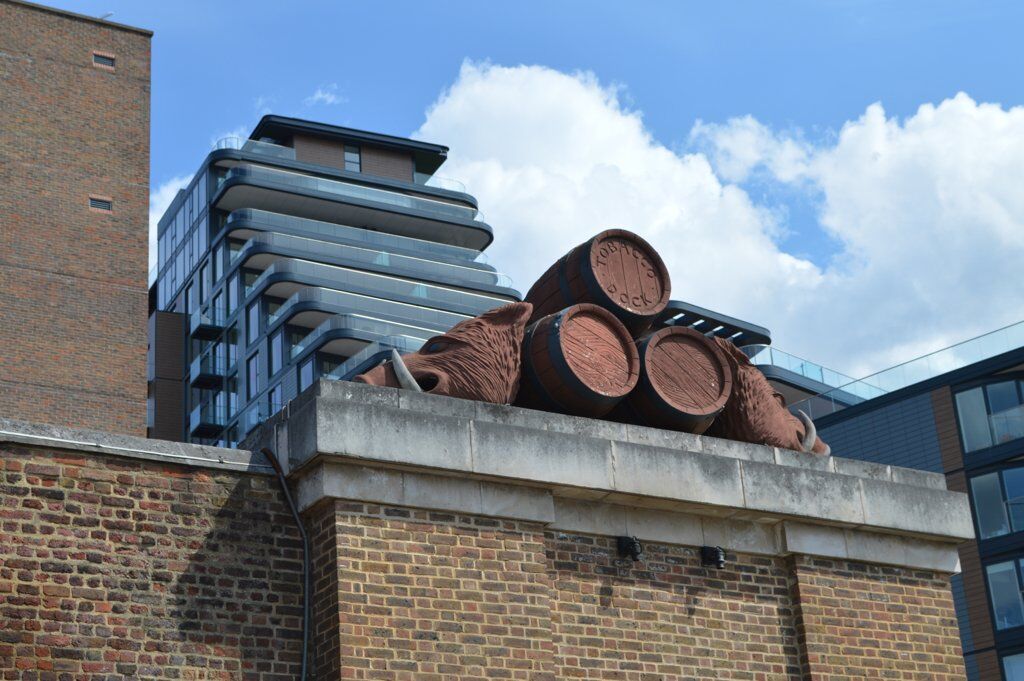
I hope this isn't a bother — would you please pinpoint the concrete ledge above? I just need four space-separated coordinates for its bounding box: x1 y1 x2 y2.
782 521 960 573
0 418 272 474
256 382 973 548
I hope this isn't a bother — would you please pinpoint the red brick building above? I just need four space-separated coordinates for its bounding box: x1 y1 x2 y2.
0 0 151 435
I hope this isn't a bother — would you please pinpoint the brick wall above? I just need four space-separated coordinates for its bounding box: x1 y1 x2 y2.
0 444 304 679
0 0 151 434
308 500 965 680
790 555 966 679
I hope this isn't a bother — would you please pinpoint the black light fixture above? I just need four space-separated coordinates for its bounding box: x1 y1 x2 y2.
616 536 644 561
701 545 726 569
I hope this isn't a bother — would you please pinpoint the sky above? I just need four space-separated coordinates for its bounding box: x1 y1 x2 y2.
50 0 1024 378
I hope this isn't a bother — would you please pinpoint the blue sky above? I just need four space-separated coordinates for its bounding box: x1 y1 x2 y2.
47 1 1024 375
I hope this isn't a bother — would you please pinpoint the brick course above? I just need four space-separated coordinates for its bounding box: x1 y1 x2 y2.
0 0 150 435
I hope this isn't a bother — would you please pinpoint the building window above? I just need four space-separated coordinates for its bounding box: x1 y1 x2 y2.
972 467 1024 539
247 302 260 345
268 384 282 415
227 274 239 314
91 52 115 70
269 331 282 376
226 324 238 368
344 145 361 172
199 262 210 301
88 196 113 212
247 353 260 400
299 358 314 392
956 379 1024 453
1005 652 1024 680
184 283 195 314
987 559 1024 630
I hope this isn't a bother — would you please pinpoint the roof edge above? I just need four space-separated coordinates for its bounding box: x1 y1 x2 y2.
3 0 153 36
250 114 448 155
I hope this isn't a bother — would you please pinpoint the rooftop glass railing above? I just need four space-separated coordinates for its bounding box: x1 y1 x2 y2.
742 345 865 393
268 286 471 333
251 259 511 317
792 318 1024 419
224 164 485 223
239 232 513 290
213 136 297 161
225 209 488 264
423 175 467 194
325 335 427 382
290 313 437 360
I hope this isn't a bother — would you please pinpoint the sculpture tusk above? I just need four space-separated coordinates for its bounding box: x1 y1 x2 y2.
390 349 422 392
796 410 817 453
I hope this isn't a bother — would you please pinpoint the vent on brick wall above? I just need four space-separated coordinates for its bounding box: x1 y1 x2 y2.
89 197 113 211
92 52 116 68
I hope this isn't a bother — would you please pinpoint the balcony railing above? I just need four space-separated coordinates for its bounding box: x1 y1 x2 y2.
191 306 227 339
267 286 470 333
224 165 485 223
290 314 437 361
225 209 488 264
791 318 1024 419
236 231 513 291
190 401 227 436
213 136 297 161
325 335 427 382
742 345 867 394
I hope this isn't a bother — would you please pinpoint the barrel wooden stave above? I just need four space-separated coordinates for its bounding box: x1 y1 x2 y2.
516 304 640 418
524 229 671 335
620 327 733 433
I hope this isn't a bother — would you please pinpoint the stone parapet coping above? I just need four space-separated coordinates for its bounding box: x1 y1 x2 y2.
0 418 272 474
246 380 973 572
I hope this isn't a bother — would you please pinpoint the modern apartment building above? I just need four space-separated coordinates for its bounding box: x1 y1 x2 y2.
0 0 151 434
148 116 521 445
800 321 1024 680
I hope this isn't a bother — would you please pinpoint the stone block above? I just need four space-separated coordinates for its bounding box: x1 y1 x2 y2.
471 421 613 489
611 440 745 509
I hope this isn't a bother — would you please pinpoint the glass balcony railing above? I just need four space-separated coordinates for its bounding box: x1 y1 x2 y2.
423 175 467 194
253 259 511 319
190 402 227 432
290 313 437 360
190 351 227 384
325 335 428 382
225 209 488 264
213 136 297 161
743 345 867 393
241 399 286 435
224 165 485 223
191 306 227 338
268 286 470 333
792 318 1024 419
238 232 513 290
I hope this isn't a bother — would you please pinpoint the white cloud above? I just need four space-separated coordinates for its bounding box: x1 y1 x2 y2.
416 63 1024 378
304 83 344 107
148 174 192 279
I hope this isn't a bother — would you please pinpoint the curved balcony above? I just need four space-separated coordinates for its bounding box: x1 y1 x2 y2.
325 335 427 382
225 209 490 266
232 231 516 296
289 314 435 365
213 164 494 250
267 286 471 336
248 258 514 321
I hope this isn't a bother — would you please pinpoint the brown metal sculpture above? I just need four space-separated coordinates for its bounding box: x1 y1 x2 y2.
525 229 671 335
353 227 830 457
613 327 733 434
354 302 533 404
516 303 640 417
706 338 830 455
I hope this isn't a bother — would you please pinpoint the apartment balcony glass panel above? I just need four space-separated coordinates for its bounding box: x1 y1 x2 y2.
191 306 227 339
190 350 226 389
237 231 514 291
290 314 436 361
325 335 427 382
190 402 227 438
214 165 492 249
213 136 297 161
268 286 470 333
225 209 489 265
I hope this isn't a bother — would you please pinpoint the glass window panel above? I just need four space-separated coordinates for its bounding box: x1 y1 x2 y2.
247 353 260 400
248 302 260 344
214 244 225 282
269 385 282 414
227 274 239 314
200 263 210 301
957 387 993 453
972 473 1010 539
1005 468 1024 533
988 561 1024 630
270 332 282 376
227 324 238 367
988 381 1021 415
197 171 206 207
1006 652 1024 681
299 359 314 392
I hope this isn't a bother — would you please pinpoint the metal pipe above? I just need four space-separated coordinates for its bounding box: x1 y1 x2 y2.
261 447 311 680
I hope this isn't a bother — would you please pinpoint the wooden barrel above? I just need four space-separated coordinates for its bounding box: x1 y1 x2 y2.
515 304 640 417
524 229 671 335
615 327 732 433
